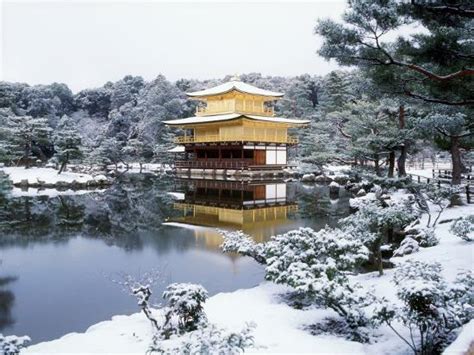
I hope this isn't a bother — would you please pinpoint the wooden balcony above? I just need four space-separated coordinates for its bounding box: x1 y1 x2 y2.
175 159 253 169
174 134 298 145
196 106 274 116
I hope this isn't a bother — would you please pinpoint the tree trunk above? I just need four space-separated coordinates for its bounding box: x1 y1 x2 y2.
388 151 395 178
139 162 143 174
58 161 66 174
397 105 407 177
398 147 407 177
374 238 384 276
374 155 380 176
450 136 462 185
58 153 69 175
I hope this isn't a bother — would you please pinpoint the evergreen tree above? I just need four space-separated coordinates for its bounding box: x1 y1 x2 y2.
315 0 474 176
1 115 51 166
122 137 152 172
90 137 122 170
419 109 473 184
53 115 83 174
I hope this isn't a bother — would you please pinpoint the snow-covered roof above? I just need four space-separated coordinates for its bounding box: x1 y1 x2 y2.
163 114 309 126
167 146 185 153
187 80 284 98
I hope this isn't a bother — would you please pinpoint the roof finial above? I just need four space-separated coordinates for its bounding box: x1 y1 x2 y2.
230 73 240 82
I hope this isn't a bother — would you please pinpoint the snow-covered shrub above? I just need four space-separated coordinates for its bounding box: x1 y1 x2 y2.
222 227 373 340
263 228 369 295
151 323 256 355
341 200 417 274
369 176 413 189
160 283 208 339
113 270 164 332
374 261 474 354
422 184 461 227
220 230 266 264
393 237 419 257
415 227 439 247
450 215 474 241
0 334 30 355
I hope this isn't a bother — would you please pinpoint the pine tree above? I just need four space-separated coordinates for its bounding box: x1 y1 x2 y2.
122 137 152 172
2 115 51 167
90 137 122 170
53 115 82 174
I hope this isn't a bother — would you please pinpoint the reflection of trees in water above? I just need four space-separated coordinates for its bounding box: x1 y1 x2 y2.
0 174 177 251
0 176 352 253
0 275 16 331
295 184 352 226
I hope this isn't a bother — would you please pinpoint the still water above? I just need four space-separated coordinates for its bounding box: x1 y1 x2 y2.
0 174 351 344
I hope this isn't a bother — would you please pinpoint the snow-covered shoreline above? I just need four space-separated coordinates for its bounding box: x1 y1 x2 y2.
1 167 112 191
23 194 474 354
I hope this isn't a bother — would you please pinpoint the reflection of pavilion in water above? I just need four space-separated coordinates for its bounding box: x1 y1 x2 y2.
166 180 298 248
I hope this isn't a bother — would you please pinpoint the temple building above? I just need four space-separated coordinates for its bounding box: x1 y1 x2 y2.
164 77 309 176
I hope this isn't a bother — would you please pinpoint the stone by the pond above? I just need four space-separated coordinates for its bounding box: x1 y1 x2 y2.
333 175 349 185
356 189 367 197
315 175 333 183
329 181 340 197
94 175 109 183
301 173 315 182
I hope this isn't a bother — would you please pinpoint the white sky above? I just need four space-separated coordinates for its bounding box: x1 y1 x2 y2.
1 0 346 92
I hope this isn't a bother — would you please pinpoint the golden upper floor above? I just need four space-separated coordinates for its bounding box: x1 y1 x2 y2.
172 118 299 145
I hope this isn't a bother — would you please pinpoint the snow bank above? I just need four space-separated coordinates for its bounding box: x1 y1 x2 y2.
443 320 474 355
25 283 364 354
1 167 111 188
2 167 93 184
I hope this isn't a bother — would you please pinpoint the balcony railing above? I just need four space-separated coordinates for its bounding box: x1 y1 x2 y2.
175 159 253 169
196 106 274 117
174 134 298 145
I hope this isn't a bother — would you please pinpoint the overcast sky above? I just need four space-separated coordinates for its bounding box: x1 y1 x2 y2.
1 0 346 92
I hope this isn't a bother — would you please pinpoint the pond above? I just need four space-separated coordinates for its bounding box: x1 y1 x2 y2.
0 174 352 344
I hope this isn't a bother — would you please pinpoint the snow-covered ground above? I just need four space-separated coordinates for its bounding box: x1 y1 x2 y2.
2 167 97 185
23 190 474 354
1 167 111 197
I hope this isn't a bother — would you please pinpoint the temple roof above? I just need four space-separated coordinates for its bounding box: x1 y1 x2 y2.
187 80 284 98
163 113 310 126
167 145 185 153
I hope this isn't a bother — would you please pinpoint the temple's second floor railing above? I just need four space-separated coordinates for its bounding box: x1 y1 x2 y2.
174 134 298 145
175 159 253 169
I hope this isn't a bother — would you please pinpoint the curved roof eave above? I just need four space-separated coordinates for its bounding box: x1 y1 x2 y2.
163 114 310 126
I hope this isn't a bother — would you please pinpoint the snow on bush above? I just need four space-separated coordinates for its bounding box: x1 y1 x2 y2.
422 184 461 227
341 199 417 274
374 260 473 354
0 334 30 355
415 227 439 247
221 227 374 340
450 215 474 242
393 237 419 257
220 230 266 264
369 176 413 189
160 283 208 339
152 323 256 355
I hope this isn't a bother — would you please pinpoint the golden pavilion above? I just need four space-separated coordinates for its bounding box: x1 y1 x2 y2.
165 179 298 244
164 77 309 175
